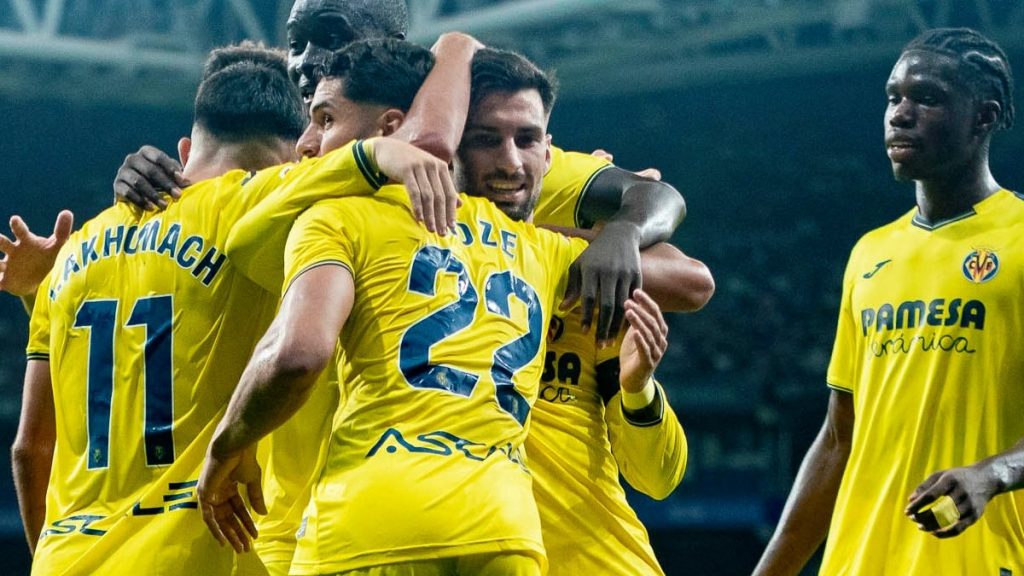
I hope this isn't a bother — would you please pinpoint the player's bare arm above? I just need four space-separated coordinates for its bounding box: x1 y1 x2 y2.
540 224 713 314
12 360 56 555
394 32 482 164
906 438 1024 539
0 211 74 312
561 166 685 344
752 389 854 576
198 264 353 553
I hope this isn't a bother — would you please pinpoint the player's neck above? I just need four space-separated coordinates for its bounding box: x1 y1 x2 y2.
182 140 295 183
914 162 1001 223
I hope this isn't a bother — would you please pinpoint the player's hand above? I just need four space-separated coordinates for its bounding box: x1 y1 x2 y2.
560 220 642 345
619 290 669 393
590 149 662 181
431 31 485 53
0 211 74 297
113 145 189 211
197 445 265 553
372 137 460 235
905 464 999 538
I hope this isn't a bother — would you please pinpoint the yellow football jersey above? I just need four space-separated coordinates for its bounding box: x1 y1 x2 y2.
534 145 612 228
223 142 609 573
281 188 586 574
821 189 1024 574
527 309 686 576
225 139 379 292
24 170 288 576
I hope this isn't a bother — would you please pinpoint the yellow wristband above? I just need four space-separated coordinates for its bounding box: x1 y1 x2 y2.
622 378 657 411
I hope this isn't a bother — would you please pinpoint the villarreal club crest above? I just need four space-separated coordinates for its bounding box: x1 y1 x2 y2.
962 249 999 284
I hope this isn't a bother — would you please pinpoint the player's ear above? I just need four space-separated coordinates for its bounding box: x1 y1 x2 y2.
544 134 553 172
975 100 1001 135
177 137 192 168
377 109 406 137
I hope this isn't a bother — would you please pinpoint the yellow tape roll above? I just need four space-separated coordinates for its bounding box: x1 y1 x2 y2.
920 495 960 529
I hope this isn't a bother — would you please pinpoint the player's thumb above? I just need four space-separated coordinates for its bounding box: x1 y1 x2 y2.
54 211 74 243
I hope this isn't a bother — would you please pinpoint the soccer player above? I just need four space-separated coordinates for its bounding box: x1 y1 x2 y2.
199 47 593 575
113 0 685 344
14 45 307 575
219 42 709 575
753 28 1023 575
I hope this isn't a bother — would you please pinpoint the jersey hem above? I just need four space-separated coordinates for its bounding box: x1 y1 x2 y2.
826 382 853 393
289 538 545 575
284 260 354 295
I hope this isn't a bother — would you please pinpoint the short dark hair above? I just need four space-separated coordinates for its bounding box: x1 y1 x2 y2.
194 45 306 142
201 40 290 80
321 38 434 112
340 0 409 39
903 28 1015 130
469 48 558 116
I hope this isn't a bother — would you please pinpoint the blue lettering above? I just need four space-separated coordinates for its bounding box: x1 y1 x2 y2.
945 298 962 327
176 236 203 269
80 236 99 266
156 223 181 257
137 220 161 252
479 220 498 247
103 225 124 257
895 300 924 329
876 304 894 332
927 300 945 326
123 225 139 255
191 247 226 286
500 230 517 259
961 300 985 330
455 222 474 246
861 308 875 336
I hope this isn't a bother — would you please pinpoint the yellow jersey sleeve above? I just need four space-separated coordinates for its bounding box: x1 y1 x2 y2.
534 145 613 228
227 139 380 292
606 382 687 500
282 200 357 293
826 251 859 394
26 275 53 360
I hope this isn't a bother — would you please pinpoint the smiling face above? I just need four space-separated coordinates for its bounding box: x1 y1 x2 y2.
455 89 552 222
884 50 981 182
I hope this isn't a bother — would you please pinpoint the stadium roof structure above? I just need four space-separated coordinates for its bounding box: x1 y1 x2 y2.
2 0 1022 108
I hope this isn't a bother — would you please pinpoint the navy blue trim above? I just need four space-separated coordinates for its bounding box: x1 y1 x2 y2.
354 140 386 190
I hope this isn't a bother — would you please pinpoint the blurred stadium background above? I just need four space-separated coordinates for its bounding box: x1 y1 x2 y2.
1 0 1022 574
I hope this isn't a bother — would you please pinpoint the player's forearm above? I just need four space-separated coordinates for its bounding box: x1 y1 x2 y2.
639 244 714 313
973 437 1024 495
12 359 55 554
392 32 481 162
603 181 685 249
752 422 850 576
12 444 52 554
211 330 329 457
608 385 688 500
